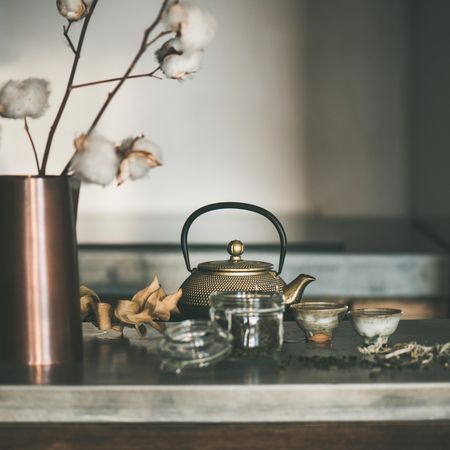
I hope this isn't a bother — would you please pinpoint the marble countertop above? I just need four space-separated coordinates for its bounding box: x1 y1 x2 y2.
0 320 449 423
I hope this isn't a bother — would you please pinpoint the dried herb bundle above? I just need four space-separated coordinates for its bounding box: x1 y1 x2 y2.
358 342 450 369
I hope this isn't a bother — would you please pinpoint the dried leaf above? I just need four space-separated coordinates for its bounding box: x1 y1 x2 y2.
131 275 160 308
80 285 100 300
145 286 167 312
80 295 94 319
114 300 140 325
79 285 100 319
153 289 182 321
127 307 154 324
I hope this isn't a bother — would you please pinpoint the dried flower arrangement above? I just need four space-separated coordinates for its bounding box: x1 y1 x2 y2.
80 276 182 338
0 0 216 184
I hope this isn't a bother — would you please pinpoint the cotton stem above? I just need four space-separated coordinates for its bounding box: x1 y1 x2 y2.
40 0 99 175
24 116 40 174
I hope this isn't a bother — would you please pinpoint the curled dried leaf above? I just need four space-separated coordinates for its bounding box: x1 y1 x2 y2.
153 289 182 321
80 295 94 319
79 284 100 319
145 286 167 311
80 284 100 300
131 275 160 308
115 300 140 325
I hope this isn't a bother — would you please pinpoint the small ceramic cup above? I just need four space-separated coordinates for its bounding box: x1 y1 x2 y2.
348 308 402 346
290 302 348 343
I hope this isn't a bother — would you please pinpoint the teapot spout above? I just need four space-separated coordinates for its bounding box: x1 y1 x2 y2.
284 274 316 305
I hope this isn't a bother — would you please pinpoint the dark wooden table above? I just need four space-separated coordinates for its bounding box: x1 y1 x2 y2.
0 320 449 449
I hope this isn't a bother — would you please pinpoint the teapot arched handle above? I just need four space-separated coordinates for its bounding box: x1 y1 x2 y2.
181 202 287 274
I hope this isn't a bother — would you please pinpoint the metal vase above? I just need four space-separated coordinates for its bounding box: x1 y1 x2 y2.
0 176 82 366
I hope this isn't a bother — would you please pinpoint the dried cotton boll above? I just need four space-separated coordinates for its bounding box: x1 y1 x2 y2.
0 78 50 119
161 51 202 80
128 152 161 179
56 0 93 21
116 138 162 185
155 38 183 65
131 138 162 160
163 3 188 32
116 136 135 155
178 5 217 52
71 133 120 186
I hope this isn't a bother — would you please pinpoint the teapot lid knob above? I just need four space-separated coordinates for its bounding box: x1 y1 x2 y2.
227 240 245 261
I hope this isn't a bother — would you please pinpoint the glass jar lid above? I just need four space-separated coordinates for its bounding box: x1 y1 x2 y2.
159 320 231 373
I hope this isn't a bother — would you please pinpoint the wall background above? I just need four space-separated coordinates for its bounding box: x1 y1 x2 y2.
0 0 411 242
410 0 450 248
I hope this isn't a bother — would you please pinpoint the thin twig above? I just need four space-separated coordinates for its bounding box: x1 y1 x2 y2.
85 0 170 137
145 30 172 49
71 68 162 89
24 116 40 174
40 0 99 175
63 21 77 55
384 346 413 360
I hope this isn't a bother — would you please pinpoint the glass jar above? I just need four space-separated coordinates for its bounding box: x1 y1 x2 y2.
159 320 232 374
209 291 285 358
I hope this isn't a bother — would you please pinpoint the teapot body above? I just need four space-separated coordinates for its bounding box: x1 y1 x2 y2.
179 269 286 318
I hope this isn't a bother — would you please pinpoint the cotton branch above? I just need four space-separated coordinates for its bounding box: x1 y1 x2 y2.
84 5 171 137
145 30 173 49
63 21 77 55
40 0 99 175
71 67 162 89
60 0 171 175
23 116 40 173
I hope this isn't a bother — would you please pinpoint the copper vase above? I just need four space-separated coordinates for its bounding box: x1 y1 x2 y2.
0 176 82 366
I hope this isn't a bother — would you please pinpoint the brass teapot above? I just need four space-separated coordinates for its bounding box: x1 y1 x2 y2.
178 202 316 318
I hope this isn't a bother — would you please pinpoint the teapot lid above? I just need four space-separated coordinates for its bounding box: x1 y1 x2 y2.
197 240 273 273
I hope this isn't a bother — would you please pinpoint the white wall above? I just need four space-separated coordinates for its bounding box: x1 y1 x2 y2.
0 0 410 241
